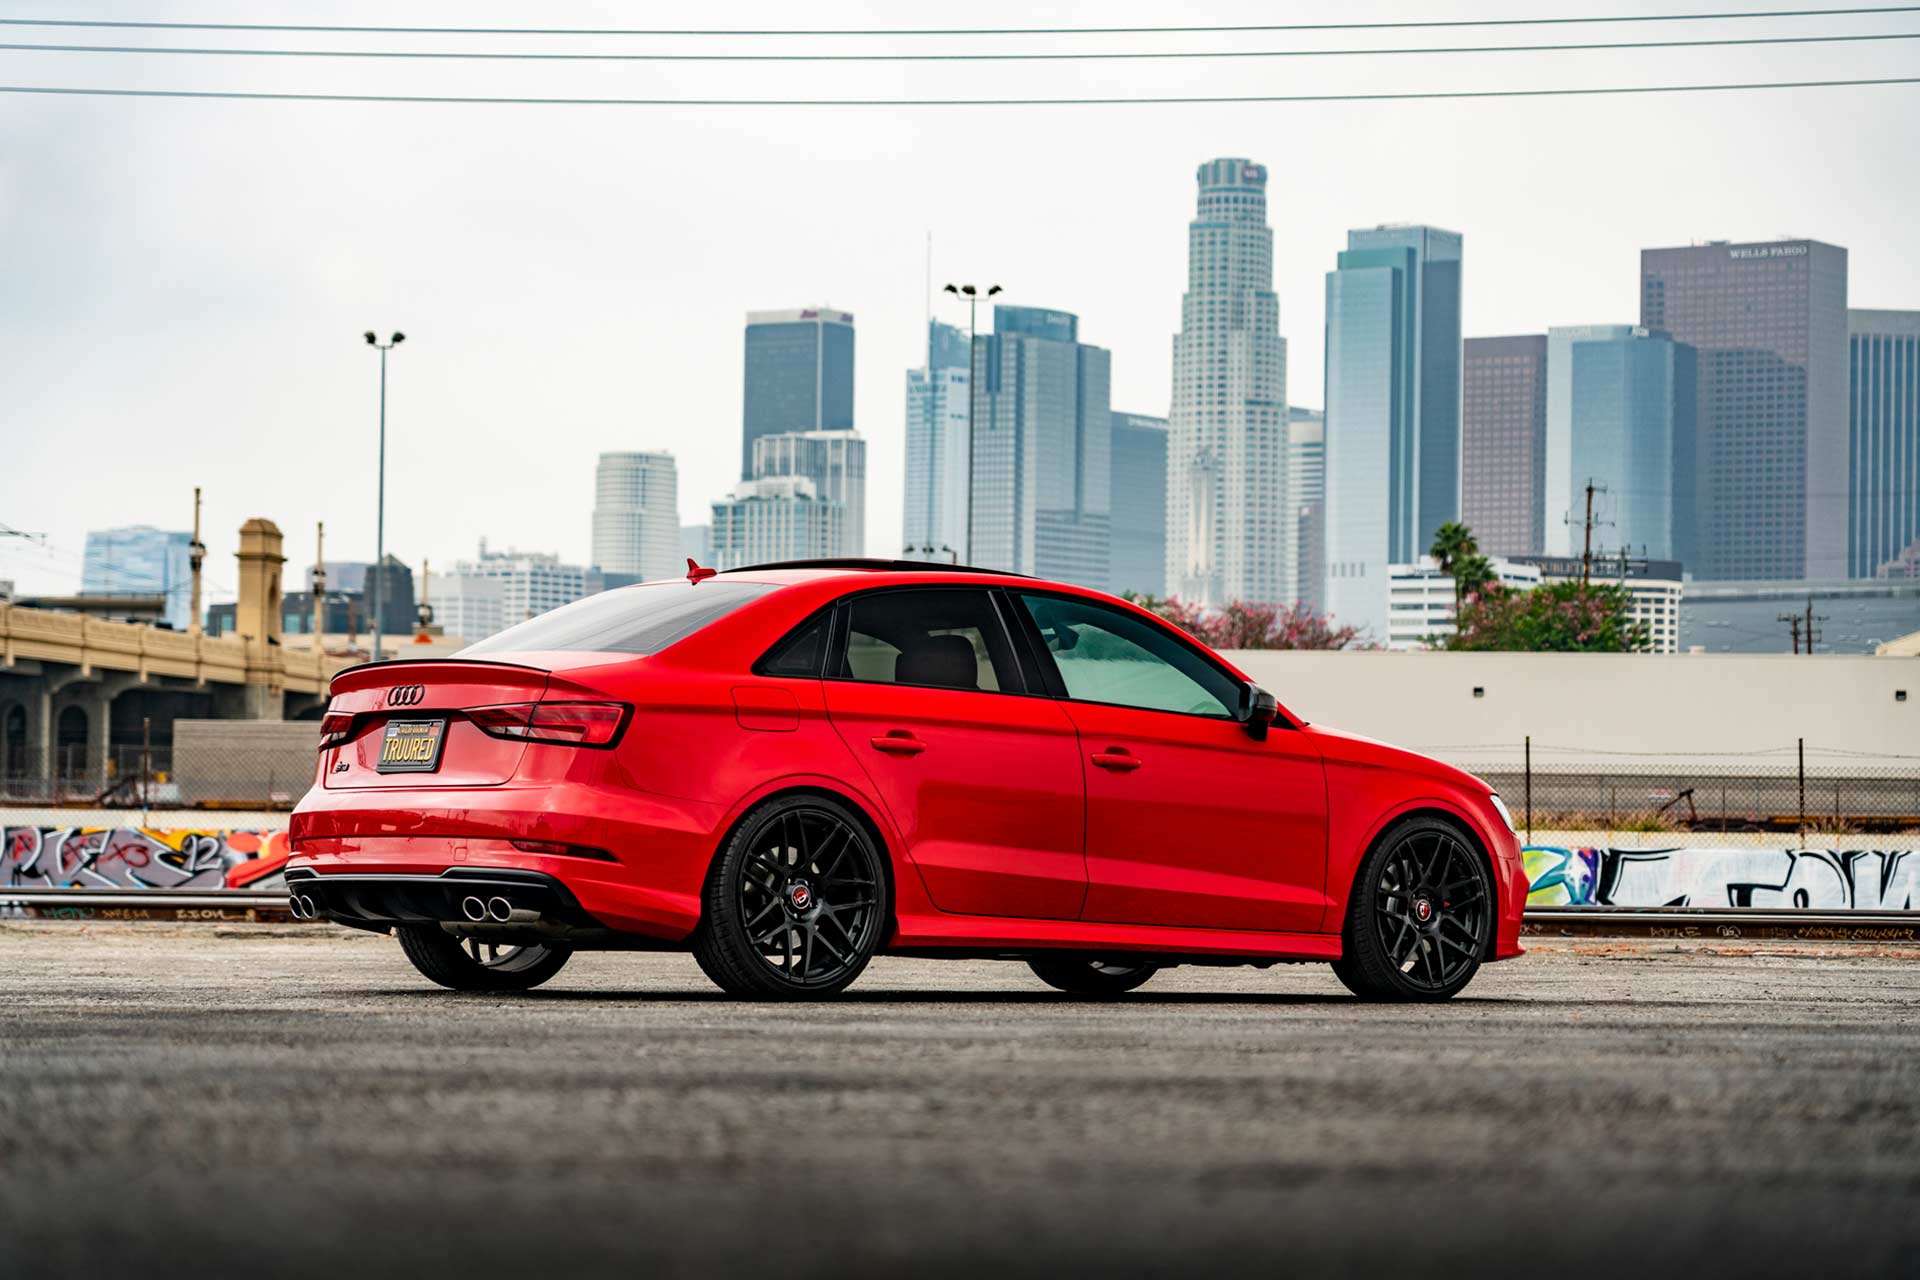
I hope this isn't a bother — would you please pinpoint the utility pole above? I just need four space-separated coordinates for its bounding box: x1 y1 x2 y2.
1574 478 1609 588
364 330 406 662
942 282 1002 564
188 486 205 636
310 521 325 638
1778 610 1803 655
1802 595 1827 656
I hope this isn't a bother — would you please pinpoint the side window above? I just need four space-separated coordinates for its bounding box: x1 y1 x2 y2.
834 590 1023 694
755 609 830 678
1017 593 1241 718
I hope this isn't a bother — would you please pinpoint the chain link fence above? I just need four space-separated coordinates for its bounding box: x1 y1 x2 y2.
1 721 319 810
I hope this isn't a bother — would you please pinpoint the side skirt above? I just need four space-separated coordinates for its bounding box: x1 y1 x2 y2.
885 911 1343 962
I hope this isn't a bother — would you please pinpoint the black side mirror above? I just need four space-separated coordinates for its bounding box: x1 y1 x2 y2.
1241 684 1279 741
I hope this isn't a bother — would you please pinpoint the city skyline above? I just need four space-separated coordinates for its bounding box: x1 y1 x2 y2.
3 1 1917 598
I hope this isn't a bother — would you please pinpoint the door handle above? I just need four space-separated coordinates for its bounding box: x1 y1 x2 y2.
871 732 926 755
1090 749 1141 772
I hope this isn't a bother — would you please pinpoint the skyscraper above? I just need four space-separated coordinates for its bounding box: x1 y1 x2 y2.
1323 224 1464 641
741 307 855 478
710 476 844 568
1640 239 1849 580
1110 412 1168 598
80 525 193 628
1848 309 1920 578
1167 158 1290 608
431 544 604 642
752 429 866 557
970 305 1111 587
1545 326 1696 564
1462 335 1548 558
903 320 972 560
1288 407 1326 613
590 450 680 581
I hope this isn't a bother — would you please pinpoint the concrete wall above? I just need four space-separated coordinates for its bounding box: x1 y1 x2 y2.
1226 651 1917 769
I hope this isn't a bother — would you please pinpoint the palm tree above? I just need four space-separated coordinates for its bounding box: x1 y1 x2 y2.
1429 521 1481 607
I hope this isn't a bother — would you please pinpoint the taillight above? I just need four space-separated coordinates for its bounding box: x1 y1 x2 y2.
318 710 354 751
468 701 631 748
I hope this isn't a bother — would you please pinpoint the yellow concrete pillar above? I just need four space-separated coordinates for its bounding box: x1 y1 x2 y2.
234 518 286 718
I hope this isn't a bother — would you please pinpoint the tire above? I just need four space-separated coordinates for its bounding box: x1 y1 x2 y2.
395 924 573 993
1330 816 1493 1003
1027 955 1158 997
691 793 890 1000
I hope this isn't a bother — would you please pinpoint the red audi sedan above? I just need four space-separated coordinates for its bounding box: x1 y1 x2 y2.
287 561 1525 1001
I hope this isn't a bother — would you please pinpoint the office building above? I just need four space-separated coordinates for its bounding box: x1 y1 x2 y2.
1288 407 1326 612
680 523 712 567
430 545 604 643
1849 309 1920 578
1544 326 1696 564
752 429 866 557
80 525 194 629
969 305 1111 587
1167 157 1291 608
1679 577 1920 653
710 476 844 569
300 555 416 637
1462 335 1547 558
590 450 680 582
1110 412 1168 597
1641 238 1849 580
1386 557 1541 650
903 320 973 560
1324 224 1465 642
741 307 855 479
1513 554 1685 654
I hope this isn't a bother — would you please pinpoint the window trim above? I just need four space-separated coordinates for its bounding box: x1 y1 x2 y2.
750 605 835 679
1007 588 1290 729
820 584 1034 699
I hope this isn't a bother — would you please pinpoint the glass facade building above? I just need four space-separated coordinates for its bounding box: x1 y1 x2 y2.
1848 309 1920 578
1547 326 1696 564
1323 224 1464 642
969 305 1112 588
902 320 972 559
741 307 855 479
80 525 194 629
1640 239 1849 580
710 476 844 569
1168 157 1291 608
1110 412 1168 598
590 450 680 582
752 429 866 557
431 546 603 643
1462 335 1547 558
1287 407 1326 613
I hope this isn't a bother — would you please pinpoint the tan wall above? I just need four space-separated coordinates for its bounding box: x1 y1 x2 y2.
1227 651 1918 770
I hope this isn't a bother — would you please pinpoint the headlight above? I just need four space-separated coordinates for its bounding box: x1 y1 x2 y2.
1488 793 1517 834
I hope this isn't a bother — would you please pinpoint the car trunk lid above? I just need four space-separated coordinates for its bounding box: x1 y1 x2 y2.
321 660 552 789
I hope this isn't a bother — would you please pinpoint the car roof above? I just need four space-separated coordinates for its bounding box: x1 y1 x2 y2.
721 558 1029 579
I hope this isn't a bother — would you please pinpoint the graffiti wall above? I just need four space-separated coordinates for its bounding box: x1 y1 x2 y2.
1525 846 1920 911
2 827 291 890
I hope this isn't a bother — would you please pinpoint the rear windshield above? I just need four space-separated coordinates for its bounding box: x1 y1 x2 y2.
457 581 779 657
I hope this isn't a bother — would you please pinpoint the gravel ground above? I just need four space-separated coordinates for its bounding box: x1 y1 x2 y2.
2 923 1918 1278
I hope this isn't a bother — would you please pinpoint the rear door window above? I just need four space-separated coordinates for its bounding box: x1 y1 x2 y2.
459 581 778 656
832 589 1024 694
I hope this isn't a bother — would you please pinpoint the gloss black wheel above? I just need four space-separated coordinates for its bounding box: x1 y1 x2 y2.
1331 818 1491 1002
1027 954 1158 997
395 924 572 992
692 795 889 999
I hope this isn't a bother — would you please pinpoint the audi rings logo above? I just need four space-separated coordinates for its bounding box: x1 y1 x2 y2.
384 684 427 708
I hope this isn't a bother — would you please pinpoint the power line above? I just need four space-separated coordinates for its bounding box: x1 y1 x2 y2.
2 7 1916 37
4 31 1918 62
1 76 1915 107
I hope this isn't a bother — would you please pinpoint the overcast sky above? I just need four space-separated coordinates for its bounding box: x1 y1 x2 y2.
2 0 1916 602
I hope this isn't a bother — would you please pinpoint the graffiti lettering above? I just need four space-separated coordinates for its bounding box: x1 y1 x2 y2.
1525 846 1920 911
1 828 291 890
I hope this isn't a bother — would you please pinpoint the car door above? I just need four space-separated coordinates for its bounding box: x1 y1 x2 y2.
1011 591 1329 934
822 587 1088 921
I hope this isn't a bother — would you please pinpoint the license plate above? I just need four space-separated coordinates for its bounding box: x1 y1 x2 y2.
375 719 447 773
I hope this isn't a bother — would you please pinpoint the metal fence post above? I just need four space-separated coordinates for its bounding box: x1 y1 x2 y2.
1524 735 1532 844
1797 737 1806 844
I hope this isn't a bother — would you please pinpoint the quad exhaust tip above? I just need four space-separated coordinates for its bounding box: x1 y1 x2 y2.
486 896 513 923
288 894 319 920
460 895 488 922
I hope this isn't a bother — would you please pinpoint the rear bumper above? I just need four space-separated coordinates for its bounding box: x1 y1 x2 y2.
287 780 727 941
286 866 600 930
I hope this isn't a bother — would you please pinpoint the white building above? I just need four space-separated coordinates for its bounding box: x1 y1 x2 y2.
1288 407 1325 613
903 320 972 561
590 451 680 582
1516 555 1685 655
1167 157 1292 608
710 476 844 569
752 429 866 557
1387 558 1542 650
432 542 605 643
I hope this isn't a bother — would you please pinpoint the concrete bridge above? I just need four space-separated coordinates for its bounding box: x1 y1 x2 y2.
0 518 353 795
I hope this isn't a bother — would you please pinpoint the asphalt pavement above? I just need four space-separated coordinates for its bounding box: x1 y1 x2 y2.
3 923 1918 1278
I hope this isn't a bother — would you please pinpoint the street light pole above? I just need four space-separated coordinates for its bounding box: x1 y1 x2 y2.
363 330 405 661
942 282 1000 566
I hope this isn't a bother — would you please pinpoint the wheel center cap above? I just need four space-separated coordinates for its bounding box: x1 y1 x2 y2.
1412 896 1435 924
787 880 814 912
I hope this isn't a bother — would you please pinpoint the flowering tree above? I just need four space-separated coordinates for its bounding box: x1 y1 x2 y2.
1446 580 1648 652
1125 594 1366 651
